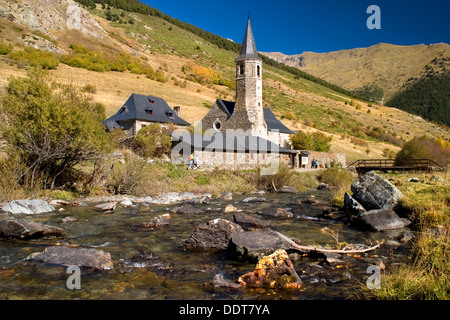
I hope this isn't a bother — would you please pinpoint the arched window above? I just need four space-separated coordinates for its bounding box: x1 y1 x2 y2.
257 65 261 77
239 64 245 75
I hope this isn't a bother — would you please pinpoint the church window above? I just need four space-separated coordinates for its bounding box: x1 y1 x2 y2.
257 65 261 77
213 120 222 131
239 64 245 75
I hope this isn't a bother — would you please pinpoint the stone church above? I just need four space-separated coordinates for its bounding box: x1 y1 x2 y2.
200 17 293 147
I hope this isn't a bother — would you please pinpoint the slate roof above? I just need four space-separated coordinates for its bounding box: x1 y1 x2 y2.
263 108 294 134
215 99 293 134
236 17 261 62
172 132 294 154
103 93 190 131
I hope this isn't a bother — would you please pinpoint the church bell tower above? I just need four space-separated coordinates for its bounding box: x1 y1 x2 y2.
227 17 267 138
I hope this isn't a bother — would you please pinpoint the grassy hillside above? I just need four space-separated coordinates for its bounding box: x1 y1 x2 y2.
0 0 449 165
263 43 450 104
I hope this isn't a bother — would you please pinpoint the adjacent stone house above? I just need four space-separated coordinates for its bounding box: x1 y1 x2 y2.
103 93 190 136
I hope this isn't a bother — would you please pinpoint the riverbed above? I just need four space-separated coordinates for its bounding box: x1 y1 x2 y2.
0 190 413 300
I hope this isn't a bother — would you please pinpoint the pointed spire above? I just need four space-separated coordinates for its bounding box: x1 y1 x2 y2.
236 17 261 61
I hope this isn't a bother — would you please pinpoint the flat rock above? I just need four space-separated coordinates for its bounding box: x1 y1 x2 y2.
95 202 117 213
278 186 298 194
228 228 294 261
259 207 293 218
141 214 170 228
182 218 243 250
0 219 66 239
242 197 266 203
2 200 55 215
355 209 407 231
224 204 238 213
171 205 203 215
210 274 242 291
26 246 113 270
232 212 271 230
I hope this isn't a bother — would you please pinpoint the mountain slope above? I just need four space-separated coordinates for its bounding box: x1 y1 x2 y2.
263 43 450 104
0 0 449 164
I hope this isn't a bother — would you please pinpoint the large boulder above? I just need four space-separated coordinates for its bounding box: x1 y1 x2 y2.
0 219 66 239
344 192 366 218
354 209 407 232
351 172 404 210
1 200 55 215
182 218 244 250
26 246 113 270
228 228 293 261
238 249 302 289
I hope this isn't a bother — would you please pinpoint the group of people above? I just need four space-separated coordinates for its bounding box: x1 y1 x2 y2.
311 159 329 169
187 153 199 170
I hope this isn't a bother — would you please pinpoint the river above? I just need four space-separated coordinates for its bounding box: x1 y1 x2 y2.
0 189 413 300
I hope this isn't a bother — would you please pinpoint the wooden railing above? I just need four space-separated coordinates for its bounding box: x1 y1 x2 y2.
347 159 446 174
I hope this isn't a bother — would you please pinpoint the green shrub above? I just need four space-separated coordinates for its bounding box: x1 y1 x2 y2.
0 43 12 55
132 123 172 159
395 135 450 167
290 131 332 152
0 69 112 189
8 47 59 69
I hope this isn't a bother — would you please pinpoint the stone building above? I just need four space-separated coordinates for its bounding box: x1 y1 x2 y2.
199 17 293 147
103 93 190 136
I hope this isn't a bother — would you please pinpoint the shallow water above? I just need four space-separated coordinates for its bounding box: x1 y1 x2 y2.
0 190 412 300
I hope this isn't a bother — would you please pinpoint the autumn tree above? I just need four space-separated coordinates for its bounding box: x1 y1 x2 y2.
0 69 112 189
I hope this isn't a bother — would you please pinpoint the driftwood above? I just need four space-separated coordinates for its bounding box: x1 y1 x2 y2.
271 230 384 255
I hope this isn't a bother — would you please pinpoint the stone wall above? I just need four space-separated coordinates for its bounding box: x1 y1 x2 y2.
176 151 291 171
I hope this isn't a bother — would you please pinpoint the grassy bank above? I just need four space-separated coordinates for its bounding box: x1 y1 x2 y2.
0 149 324 202
357 171 449 300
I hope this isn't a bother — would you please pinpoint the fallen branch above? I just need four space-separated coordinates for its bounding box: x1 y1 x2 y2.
271 230 384 255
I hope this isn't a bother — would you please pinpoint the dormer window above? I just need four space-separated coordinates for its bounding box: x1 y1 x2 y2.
165 110 175 120
145 107 153 116
148 97 155 104
120 107 128 114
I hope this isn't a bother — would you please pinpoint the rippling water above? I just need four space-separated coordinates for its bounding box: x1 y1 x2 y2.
0 190 412 300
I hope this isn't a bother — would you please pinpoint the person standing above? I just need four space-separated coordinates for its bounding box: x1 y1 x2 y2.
187 153 194 170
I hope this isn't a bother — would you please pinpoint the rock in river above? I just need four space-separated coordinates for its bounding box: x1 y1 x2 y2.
259 207 293 218
351 172 403 210
182 218 244 250
228 228 294 261
354 209 407 232
1 199 55 215
0 219 66 239
232 212 271 230
171 205 204 215
26 246 113 270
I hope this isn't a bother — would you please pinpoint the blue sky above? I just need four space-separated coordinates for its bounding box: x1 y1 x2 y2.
143 0 450 54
